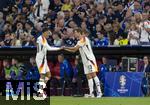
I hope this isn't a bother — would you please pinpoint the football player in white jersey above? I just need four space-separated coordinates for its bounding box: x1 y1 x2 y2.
64 28 102 98
36 28 61 97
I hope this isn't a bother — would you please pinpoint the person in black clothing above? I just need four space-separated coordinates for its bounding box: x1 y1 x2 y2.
139 56 150 72
140 56 150 96
22 36 35 46
0 0 12 11
72 55 84 96
4 32 12 46
58 54 73 96
49 0 62 13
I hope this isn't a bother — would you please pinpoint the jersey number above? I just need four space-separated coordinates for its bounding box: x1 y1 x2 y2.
88 65 92 71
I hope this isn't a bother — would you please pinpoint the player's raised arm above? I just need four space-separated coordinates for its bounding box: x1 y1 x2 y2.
46 42 62 51
40 28 63 51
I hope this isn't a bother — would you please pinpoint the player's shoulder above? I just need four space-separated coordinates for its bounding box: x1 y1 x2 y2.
36 36 42 43
85 36 89 41
84 36 90 43
37 35 42 39
37 35 43 41
80 36 88 42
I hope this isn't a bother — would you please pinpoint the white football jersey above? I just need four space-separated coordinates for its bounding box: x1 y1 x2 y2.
76 36 96 66
36 35 60 59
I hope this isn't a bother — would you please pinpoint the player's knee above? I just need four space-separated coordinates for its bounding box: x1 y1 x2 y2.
91 72 97 78
86 74 92 79
40 74 45 79
46 72 51 79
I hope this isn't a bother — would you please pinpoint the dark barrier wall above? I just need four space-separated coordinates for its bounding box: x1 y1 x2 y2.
0 46 150 59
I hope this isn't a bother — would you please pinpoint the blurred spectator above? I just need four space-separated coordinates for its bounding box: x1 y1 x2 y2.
52 32 62 46
132 1 142 14
106 7 115 24
61 0 72 11
114 36 122 46
27 4 36 23
0 0 148 47
62 28 77 46
22 35 35 46
58 54 73 95
55 18 65 32
11 33 21 46
112 20 124 39
0 59 10 95
139 56 150 72
139 12 150 45
104 23 114 45
0 12 5 35
15 21 25 39
26 57 40 80
34 0 50 20
72 55 84 96
116 61 123 72
25 20 34 36
49 0 62 13
143 1 150 12
2 22 12 35
3 59 11 80
17 63 27 80
0 0 13 12
96 3 105 19
0 59 6 95
35 21 43 35
81 22 89 34
0 39 5 46
86 16 97 39
94 32 109 47
113 2 124 22
98 57 109 85
58 54 73 78
4 32 12 46
96 24 102 36
119 35 129 45
10 58 20 80
127 22 140 45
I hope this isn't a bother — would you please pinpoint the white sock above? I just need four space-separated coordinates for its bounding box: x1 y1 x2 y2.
88 78 94 95
38 81 46 93
93 76 102 93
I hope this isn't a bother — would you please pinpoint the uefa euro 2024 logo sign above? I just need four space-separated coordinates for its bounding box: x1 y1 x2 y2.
120 75 126 88
118 75 128 93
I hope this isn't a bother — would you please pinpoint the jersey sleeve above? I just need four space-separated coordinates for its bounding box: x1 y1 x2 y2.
36 38 40 44
36 38 41 53
46 43 60 51
45 38 60 51
40 36 60 51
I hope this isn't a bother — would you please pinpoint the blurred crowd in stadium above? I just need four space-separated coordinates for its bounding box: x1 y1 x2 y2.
0 0 149 47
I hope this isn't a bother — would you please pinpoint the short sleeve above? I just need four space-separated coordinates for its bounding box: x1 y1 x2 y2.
36 38 39 44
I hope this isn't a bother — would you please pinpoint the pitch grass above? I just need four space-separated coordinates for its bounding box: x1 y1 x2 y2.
50 96 150 105
0 96 50 105
0 96 150 105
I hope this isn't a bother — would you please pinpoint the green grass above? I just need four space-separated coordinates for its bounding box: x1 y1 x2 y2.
50 96 150 105
0 96 50 105
0 96 150 105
